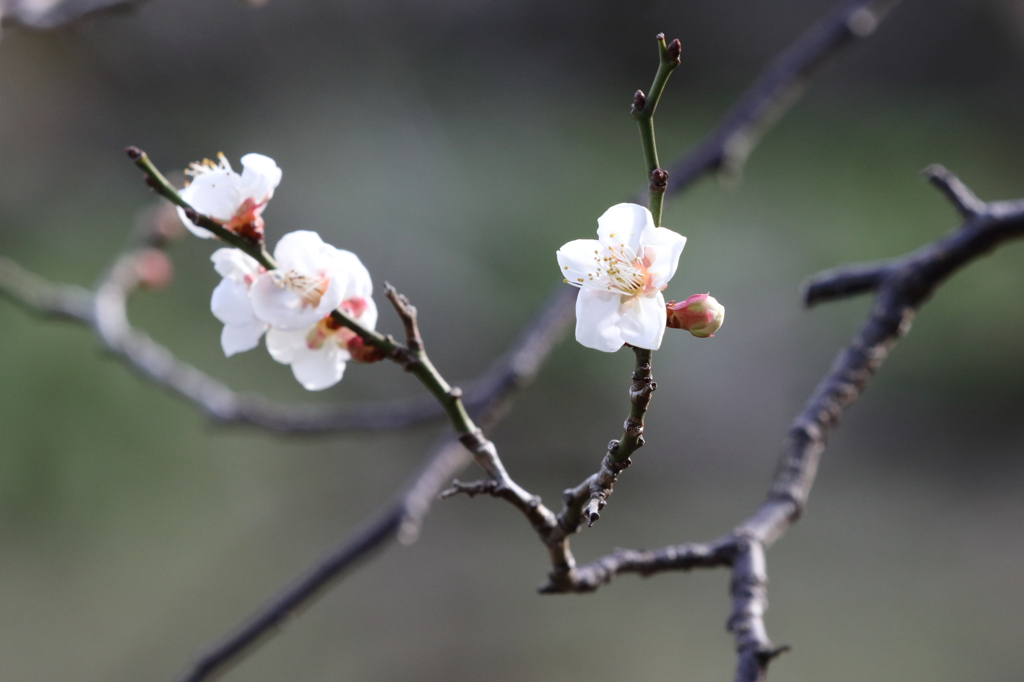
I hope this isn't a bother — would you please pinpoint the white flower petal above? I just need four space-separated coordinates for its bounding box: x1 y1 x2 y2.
336 249 374 300
575 289 626 352
180 170 243 223
556 239 604 289
273 231 337 274
250 273 327 331
290 346 347 391
359 295 378 331
211 278 259 326
618 292 666 350
211 248 261 281
640 226 687 289
220 320 268 357
265 326 308 364
239 153 282 203
596 203 652 255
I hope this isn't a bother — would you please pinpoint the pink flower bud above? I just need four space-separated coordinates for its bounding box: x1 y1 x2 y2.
134 248 173 290
666 293 724 338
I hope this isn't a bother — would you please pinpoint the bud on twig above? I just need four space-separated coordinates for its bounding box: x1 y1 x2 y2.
632 89 647 114
666 293 725 338
124 146 143 161
650 168 669 193
666 38 682 65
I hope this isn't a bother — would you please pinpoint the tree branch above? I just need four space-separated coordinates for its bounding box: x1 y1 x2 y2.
0 237 576 434
660 0 902 193
174 436 472 682
156 1 906 678
550 169 1024 682
0 0 142 29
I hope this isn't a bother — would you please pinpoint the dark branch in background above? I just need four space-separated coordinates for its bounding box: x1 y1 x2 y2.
176 437 472 682
0 0 901 679
556 167 1024 682
155 0 905 679
0 0 142 29
0 216 572 433
660 0 901 193
0 0 899 434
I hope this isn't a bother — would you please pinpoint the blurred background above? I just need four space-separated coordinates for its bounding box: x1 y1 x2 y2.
1 0 1023 680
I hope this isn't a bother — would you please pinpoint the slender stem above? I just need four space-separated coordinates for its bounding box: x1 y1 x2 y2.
128 147 482 441
126 147 277 270
329 301 475 435
631 34 681 226
609 346 655 464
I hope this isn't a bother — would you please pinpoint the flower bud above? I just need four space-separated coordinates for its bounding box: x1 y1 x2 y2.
666 293 724 338
134 248 173 290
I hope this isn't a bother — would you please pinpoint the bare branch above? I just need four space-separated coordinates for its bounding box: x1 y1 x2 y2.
548 539 734 594
0 0 912 680
0 0 142 29
174 437 472 682
802 261 889 306
660 0 902 193
383 282 424 354
0 256 93 321
0 247 575 434
547 172 1024 681
728 539 790 682
923 163 987 219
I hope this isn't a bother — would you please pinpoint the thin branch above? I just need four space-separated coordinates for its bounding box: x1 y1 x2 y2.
923 163 987 219
0 256 93 321
728 539 790 682
174 437 472 682
802 261 889 306
551 170 1024 682
632 33 682 225
159 2 906 678
0 0 142 29
661 0 903 193
0 239 574 434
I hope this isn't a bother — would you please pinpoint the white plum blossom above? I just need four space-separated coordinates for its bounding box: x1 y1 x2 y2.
209 248 268 356
249 230 354 332
177 153 282 240
556 203 687 352
263 252 378 391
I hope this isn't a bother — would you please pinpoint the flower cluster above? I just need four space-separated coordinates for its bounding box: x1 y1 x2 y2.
186 153 377 391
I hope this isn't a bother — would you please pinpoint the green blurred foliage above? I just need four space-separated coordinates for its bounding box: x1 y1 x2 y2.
0 0 1023 680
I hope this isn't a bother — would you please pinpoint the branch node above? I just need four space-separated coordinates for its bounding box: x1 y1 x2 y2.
383 282 425 354
439 479 500 500
666 38 682 64
650 168 669 193
631 89 646 114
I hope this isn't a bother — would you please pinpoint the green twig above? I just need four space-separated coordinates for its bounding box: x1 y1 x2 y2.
125 147 481 440
630 34 681 227
124 147 277 270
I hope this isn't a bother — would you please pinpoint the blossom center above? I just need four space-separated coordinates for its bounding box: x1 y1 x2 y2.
223 197 268 240
580 244 654 296
270 270 330 307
